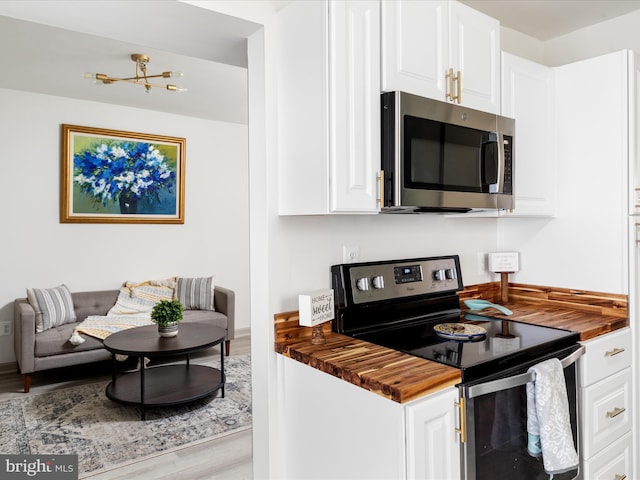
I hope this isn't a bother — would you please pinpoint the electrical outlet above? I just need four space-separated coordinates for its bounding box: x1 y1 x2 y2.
477 252 487 274
343 245 360 263
0 321 11 336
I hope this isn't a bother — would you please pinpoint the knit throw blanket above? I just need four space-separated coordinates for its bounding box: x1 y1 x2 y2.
69 278 175 345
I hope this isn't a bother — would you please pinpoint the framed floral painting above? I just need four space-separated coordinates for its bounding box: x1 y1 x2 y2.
60 125 185 224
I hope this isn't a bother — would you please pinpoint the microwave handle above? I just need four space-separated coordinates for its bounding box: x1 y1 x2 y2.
481 132 504 193
495 132 505 193
464 345 585 399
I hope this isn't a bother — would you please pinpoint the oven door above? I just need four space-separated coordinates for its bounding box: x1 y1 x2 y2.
459 345 584 480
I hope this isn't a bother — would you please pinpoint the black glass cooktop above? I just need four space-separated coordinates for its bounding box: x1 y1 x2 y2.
354 313 580 382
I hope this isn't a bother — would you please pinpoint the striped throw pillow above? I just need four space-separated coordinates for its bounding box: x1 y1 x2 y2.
177 277 215 311
26 284 77 333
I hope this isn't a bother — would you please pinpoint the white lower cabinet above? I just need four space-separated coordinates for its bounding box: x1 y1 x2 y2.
278 355 460 479
582 433 632 480
406 387 461 480
578 328 633 477
581 368 631 459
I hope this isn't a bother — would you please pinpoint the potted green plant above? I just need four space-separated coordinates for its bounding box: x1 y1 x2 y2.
151 299 184 337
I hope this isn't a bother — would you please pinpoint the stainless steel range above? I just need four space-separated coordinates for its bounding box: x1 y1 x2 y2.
331 255 584 480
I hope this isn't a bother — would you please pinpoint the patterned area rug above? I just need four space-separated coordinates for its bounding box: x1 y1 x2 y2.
0 354 251 477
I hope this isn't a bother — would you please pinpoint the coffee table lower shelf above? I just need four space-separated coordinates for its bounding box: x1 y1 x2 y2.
105 364 224 419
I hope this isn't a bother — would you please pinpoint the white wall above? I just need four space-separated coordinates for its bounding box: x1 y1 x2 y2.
0 88 250 364
271 214 498 312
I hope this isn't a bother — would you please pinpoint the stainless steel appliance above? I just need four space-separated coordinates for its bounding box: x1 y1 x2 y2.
332 255 583 479
381 92 515 213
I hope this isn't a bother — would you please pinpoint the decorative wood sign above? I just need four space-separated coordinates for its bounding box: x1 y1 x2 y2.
298 289 334 327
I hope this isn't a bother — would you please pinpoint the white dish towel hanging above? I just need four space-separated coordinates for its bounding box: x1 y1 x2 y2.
526 357 579 475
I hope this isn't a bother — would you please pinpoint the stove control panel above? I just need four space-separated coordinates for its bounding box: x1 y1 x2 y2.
341 255 463 304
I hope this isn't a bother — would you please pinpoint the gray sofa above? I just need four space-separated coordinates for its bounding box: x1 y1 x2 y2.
14 286 235 393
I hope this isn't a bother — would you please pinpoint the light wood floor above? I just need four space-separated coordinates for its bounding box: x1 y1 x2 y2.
0 335 253 480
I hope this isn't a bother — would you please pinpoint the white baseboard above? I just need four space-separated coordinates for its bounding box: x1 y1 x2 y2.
234 327 250 338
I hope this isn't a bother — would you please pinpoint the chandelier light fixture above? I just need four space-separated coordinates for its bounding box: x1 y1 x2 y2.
84 54 186 93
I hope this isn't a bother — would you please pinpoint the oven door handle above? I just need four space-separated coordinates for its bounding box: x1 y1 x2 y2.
464 345 585 399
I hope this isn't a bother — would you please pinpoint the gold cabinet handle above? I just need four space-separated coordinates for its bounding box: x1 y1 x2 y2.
605 347 625 357
455 398 466 443
377 170 384 208
446 68 455 101
614 474 627 480
445 68 461 103
606 407 626 418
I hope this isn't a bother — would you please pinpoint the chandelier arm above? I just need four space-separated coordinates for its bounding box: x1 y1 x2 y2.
114 78 178 90
90 55 182 92
105 73 169 82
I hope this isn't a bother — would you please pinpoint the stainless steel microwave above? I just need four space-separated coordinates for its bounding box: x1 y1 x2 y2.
381 91 515 213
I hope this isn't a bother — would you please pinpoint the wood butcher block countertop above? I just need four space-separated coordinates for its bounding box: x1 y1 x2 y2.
275 282 629 404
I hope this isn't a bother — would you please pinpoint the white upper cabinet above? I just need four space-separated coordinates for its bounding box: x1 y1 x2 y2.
382 0 500 114
501 52 556 217
277 0 381 215
629 51 640 215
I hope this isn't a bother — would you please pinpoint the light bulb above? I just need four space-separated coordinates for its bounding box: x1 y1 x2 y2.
82 72 96 80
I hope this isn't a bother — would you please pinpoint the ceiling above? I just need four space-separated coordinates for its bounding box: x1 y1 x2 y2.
460 0 640 41
0 1 262 124
2 1 640 124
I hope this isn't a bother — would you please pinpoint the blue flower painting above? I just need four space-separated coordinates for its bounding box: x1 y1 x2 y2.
61 125 185 224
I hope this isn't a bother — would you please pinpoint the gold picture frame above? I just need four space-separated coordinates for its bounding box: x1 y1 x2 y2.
60 124 185 224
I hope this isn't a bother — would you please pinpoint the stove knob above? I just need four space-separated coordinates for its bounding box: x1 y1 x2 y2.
372 275 385 289
433 269 446 281
445 268 457 280
356 277 369 291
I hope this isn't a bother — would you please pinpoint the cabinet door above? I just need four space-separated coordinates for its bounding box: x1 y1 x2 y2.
406 387 461 480
501 53 555 216
381 0 448 100
449 1 500 113
581 368 632 461
583 433 632 480
329 0 381 212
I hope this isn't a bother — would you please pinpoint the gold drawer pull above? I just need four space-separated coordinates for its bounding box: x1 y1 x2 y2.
614 474 626 480
455 398 466 443
605 347 625 357
607 407 626 418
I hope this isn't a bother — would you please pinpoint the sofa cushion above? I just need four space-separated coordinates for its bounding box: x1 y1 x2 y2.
34 322 104 357
177 277 215 311
72 290 119 321
182 310 228 336
27 284 77 333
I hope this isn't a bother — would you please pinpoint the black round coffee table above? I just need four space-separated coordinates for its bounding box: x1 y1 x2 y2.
103 323 226 420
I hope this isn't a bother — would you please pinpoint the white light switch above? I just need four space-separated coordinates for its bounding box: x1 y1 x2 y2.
488 252 520 273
